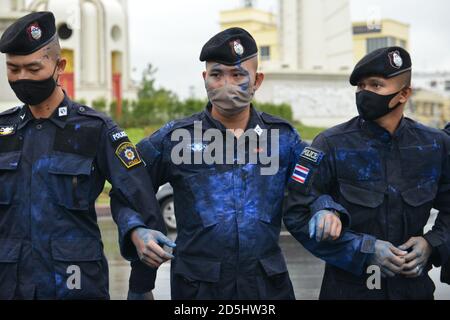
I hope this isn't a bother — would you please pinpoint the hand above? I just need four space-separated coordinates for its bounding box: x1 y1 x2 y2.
398 237 432 278
127 290 155 300
308 210 342 242
368 240 407 278
131 227 176 269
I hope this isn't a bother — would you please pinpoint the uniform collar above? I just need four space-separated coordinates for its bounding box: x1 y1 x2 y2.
360 116 407 143
203 102 267 133
17 95 71 130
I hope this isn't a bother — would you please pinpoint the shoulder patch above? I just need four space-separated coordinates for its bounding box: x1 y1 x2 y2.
115 142 142 169
291 164 311 185
300 147 324 165
0 124 17 137
110 130 128 143
0 106 21 117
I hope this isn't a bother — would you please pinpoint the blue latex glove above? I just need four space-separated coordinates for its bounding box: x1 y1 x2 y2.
308 210 342 242
368 240 407 278
131 228 176 269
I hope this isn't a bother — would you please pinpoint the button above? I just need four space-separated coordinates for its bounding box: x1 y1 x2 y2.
36 124 42 130
79 106 85 112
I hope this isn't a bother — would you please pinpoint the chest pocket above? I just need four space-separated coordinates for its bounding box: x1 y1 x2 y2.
336 148 382 181
399 145 442 181
48 153 94 211
0 152 21 206
338 182 384 232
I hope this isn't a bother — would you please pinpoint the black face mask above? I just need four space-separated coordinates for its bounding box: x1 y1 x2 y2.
9 61 59 106
356 89 404 121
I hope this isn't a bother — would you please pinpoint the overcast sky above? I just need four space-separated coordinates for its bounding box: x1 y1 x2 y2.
127 0 450 99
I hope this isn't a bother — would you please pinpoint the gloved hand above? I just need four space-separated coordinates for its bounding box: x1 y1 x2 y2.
127 290 154 300
368 240 407 278
131 227 176 269
398 237 432 278
308 210 342 242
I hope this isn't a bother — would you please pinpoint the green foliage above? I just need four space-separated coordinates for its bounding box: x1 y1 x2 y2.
90 62 325 140
254 101 293 122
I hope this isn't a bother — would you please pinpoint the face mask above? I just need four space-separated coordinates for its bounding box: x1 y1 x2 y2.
9 61 59 106
206 81 255 117
356 89 404 121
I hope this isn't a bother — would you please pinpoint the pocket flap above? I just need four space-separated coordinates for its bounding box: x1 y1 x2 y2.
340 183 384 208
0 240 21 263
173 256 221 283
259 251 288 276
401 180 437 207
51 238 102 262
0 152 21 171
48 154 93 176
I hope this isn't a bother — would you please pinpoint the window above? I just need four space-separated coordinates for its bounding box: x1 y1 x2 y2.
445 80 450 91
260 46 270 61
366 37 396 53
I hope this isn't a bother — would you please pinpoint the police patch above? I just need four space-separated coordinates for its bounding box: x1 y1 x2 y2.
300 147 323 165
115 142 142 169
0 125 16 137
110 130 128 142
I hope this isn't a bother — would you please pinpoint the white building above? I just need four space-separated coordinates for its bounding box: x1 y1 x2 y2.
278 0 353 72
256 0 356 128
0 0 27 109
257 71 357 127
0 0 136 113
413 71 450 98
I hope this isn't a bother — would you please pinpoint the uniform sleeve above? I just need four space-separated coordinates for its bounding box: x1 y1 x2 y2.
425 132 450 273
127 130 172 293
283 133 377 276
95 123 166 262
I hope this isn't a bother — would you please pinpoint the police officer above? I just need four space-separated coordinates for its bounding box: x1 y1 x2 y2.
128 28 382 300
0 11 174 300
442 123 450 285
284 47 450 300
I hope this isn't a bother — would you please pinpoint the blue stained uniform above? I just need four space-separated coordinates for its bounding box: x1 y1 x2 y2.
0 96 164 299
131 104 377 300
284 116 450 300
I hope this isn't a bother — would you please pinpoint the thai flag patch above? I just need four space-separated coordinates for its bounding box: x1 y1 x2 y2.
292 164 310 184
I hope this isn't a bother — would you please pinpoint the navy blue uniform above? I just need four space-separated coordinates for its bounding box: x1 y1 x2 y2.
442 122 450 284
284 116 450 300
0 96 164 299
132 104 378 300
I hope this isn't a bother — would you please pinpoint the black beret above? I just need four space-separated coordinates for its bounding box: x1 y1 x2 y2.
200 27 258 66
0 11 56 55
350 46 412 86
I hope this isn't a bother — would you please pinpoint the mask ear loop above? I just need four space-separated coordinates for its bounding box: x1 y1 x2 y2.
390 85 407 110
53 59 61 87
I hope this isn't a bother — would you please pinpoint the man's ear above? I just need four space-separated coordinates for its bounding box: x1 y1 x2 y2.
202 71 207 81
57 58 67 75
254 72 265 91
398 86 412 104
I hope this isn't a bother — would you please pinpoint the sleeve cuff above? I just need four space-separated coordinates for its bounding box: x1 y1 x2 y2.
423 232 449 267
129 260 157 293
310 195 351 228
117 211 148 261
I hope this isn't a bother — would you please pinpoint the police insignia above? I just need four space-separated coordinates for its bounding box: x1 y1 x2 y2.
0 125 16 136
300 147 323 165
115 142 142 169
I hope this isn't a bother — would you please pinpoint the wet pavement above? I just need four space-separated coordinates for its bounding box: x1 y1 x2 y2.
99 214 450 300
